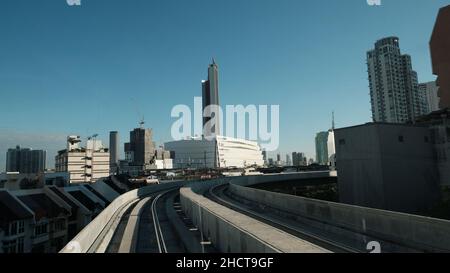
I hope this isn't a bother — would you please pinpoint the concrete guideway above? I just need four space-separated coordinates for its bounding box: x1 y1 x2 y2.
63 171 450 253
181 180 331 253
208 172 450 253
107 189 188 253
61 172 336 254
60 181 188 253
206 184 358 253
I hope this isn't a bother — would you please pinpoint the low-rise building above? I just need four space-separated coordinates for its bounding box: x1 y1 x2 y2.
55 136 110 184
0 172 70 191
0 178 117 253
13 188 72 253
335 122 440 214
0 191 34 253
416 108 450 186
165 135 264 169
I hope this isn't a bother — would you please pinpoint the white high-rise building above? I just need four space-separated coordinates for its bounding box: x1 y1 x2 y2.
367 37 427 123
55 136 110 184
419 81 440 113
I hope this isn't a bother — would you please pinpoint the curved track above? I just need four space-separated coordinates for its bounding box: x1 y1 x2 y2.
104 187 214 253
206 183 360 253
151 192 169 253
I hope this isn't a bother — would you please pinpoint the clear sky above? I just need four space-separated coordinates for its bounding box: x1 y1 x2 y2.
0 0 448 170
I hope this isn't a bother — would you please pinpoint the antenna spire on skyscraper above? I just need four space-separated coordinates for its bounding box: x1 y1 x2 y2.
332 111 335 130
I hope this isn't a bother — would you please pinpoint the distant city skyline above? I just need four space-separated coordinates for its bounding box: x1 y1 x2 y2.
0 0 447 171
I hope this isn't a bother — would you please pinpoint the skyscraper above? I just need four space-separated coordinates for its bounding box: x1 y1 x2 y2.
109 131 119 172
367 37 427 123
202 59 221 137
315 132 329 165
285 154 291 166
292 152 306 167
6 146 46 174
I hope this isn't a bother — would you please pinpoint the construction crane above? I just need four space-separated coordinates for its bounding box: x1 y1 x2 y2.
131 97 146 129
139 116 145 129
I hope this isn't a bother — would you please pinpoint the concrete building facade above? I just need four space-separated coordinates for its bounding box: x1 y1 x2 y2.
120 127 173 175
124 128 155 166
335 123 440 214
165 136 264 169
416 109 450 186
430 5 450 109
419 81 440 113
55 136 110 184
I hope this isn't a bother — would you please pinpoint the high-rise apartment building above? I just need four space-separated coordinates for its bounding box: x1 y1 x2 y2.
292 152 306 167
6 146 46 174
419 81 440 113
367 37 427 123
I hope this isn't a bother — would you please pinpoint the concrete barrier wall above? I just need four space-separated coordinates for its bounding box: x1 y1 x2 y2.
60 181 186 253
180 180 328 253
229 183 450 252
227 171 335 187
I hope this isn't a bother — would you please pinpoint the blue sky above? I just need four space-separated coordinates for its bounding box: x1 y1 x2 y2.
0 0 448 170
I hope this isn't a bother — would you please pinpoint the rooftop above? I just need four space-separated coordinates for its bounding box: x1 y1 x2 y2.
0 191 33 227
18 193 69 221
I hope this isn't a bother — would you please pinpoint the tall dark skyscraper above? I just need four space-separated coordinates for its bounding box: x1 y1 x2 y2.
6 146 46 174
109 131 119 171
202 59 221 137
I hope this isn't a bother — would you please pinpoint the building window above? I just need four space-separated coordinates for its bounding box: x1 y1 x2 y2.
9 221 18 236
2 240 17 253
398 136 404 143
55 219 66 232
17 237 24 253
18 221 25 234
424 136 429 143
339 139 346 145
35 223 48 236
